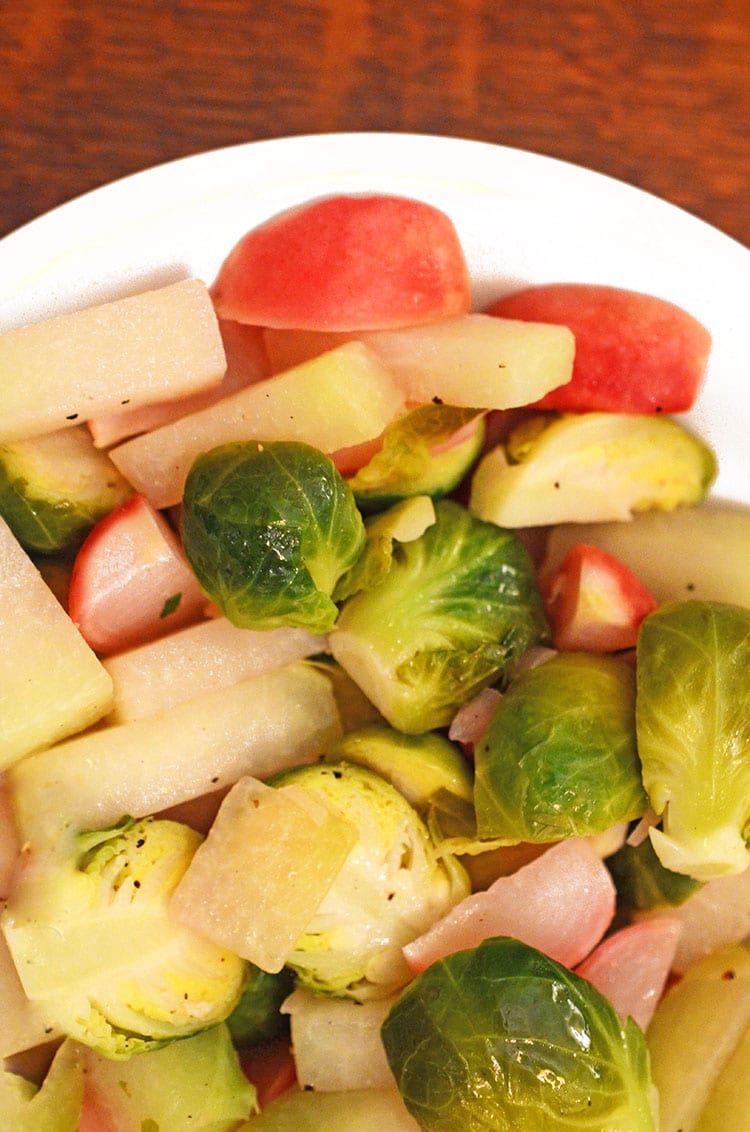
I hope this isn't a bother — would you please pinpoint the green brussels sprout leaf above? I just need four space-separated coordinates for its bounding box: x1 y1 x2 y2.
607 837 702 914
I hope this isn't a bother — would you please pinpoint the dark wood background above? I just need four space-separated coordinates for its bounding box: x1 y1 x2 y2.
1 0 748 246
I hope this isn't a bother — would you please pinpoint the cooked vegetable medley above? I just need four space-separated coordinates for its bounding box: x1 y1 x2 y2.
0 191 748 1132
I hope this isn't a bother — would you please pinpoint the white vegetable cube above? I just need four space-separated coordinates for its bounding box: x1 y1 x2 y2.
0 279 226 443
0 517 113 768
171 776 358 972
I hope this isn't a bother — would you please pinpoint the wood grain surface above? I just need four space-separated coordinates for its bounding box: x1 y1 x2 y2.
1 0 748 245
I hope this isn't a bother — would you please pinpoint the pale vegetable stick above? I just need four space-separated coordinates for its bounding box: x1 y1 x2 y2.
9 662 341 846
0 279 226 443
103 619 327 723
110 341 406 508
0 517 113 770
264 314 575 408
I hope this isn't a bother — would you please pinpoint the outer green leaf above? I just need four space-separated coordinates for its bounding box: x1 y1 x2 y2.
474 653 647 841
330 500 549 733
381 936 657 1132
636 599 750 879
182 440 365 633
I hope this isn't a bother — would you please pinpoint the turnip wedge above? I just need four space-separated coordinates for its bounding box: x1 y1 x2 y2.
403 837 615 973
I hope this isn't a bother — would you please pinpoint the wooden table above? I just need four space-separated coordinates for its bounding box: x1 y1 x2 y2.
1 0 748 247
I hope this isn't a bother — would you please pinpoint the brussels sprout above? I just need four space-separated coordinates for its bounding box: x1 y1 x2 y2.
0 426 132 554
182 440 366 633
330 499 549 733
607 837 702 914
470 411 716 527
381 936 657 1132
474 652 648 841
636 599 750 880
227 964 295 1047
346 404 485 512
1 817 247 1059
270 762 470 1001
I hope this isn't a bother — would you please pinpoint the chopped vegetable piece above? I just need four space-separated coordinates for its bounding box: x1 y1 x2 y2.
170 776 359 973
79 1023 256 1130
541 542 658 652
0 426 132 554
265 312 576 409
346 404 485 512
541 502 750 609
403 838 616 973
647 943 750 1132
0 516 113 770
9 662 341 847
212 193 471 330
68 493 207 654
110 341 405 508
2 818 247 1059
271 762 469 1000
487 283 711 414
0 279 226 443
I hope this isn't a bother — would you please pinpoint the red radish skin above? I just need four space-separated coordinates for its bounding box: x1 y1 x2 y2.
487 283 711 413
542 542 658 652
68 495 207 655
212 194 472 331
240 1039 297 1111
575 917 682 1031
403 838 616 973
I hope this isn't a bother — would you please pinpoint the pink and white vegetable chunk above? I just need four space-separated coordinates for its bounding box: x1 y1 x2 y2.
68 494 207 655
403 838 616 972
575 917 682 1031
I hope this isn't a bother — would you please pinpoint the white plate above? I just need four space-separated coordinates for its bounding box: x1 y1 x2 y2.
0 132 747 503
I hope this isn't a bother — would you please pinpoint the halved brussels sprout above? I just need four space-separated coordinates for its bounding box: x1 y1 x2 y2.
636 599 750 879
381 936 657 1132
182 440 366 633
1 817 247 1059
330 499 549 733
271 762 470 1001
474 652 648 841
